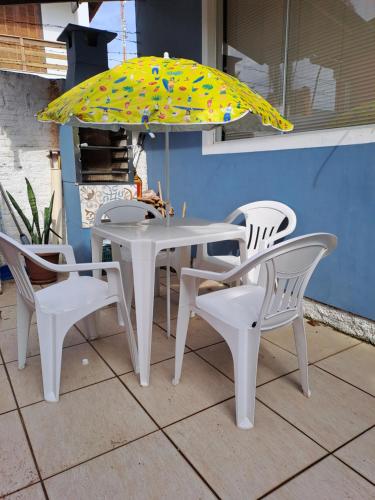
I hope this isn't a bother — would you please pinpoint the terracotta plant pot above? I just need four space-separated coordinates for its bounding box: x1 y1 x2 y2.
25 252 59 285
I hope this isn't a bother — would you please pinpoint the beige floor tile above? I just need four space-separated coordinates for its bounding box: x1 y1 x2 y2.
165 399 325 500
0 305 37 332
78 306 127 339
160 316 224 350
263 322 360 363
257 366 375 450
7 343 114 407
0 364 16 414
163 278 227 296
0 325 85 364
0 281 17 307
316 343 375 396
4 483 46 500
21 379 157 478
265 456 375 499
45 431 215 500
197 338 298 385
92 325 180 375
0 411 39 497
152 295 179 324
335 427 375 483
122 352 234 427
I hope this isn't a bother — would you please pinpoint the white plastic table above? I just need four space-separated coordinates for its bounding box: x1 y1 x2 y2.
91 217 247 386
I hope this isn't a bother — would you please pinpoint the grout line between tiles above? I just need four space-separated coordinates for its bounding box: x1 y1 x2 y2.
331 424 375 456
257 453 330 499
13 375 118 411
193 345 300 390
1 482 48 500
258 422 375 498
161 430 221 499
310 341 362 365
40 428 161 483
256 397 331 452
86 334 223 498
161 395 235 431
333 448 375 487
313 364 375 399
0 348 50 500
262 333 362 365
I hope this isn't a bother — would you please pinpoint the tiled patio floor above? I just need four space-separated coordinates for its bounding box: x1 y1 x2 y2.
0 278 374 499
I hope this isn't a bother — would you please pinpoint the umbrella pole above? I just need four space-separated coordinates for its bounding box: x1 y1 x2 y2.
165 129 171 337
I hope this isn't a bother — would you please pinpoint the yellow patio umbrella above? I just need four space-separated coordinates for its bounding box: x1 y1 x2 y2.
38 54 292 132
38 53 293 227
37 53 293 334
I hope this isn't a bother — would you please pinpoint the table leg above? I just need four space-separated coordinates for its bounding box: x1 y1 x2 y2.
177 246 191 270
238 238 250 285
131 242 156 387
91 234 104 280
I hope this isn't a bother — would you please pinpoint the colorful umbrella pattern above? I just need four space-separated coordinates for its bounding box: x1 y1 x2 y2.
37 56 293 132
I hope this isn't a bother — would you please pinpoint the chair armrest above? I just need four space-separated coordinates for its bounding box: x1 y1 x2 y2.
46 261 121 274
21 245 121 275
181 267 229 282
186 245 271 285
25 244 76 265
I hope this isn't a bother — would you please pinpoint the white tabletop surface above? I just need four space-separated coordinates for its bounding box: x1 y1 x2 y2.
92 217 246 249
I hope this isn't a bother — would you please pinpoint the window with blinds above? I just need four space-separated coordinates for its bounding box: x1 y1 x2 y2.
222 0 375 141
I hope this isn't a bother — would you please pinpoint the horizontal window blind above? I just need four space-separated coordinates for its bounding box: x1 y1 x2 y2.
286 0 375 132
221 0 375 140
222 0 286 140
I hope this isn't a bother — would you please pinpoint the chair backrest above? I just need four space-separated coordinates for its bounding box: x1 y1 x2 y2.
94 200 162 225
228 233 337 330
226 201 297 255
0 232 36 306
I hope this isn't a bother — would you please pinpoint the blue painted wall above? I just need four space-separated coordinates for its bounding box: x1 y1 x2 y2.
137 0 375 320
60 126 91 263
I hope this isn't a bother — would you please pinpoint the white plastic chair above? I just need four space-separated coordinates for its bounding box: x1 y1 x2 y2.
94 199 183 307
194 201 297 284
0 232 138 402
174 233 337 429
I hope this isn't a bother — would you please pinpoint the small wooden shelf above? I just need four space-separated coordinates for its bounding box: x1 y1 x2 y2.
80 145 129 151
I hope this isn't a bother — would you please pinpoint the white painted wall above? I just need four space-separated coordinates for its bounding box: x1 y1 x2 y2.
0 71 62 244
41 2 89 42
41 2 90 76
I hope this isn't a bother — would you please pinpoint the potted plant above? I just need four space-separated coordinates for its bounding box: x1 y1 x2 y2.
7 178 61 284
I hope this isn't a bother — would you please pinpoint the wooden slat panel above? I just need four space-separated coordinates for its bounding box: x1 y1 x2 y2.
0 44 67 60
0 58 67 71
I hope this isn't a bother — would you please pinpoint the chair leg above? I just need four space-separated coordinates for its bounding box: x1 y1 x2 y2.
293 316 311 397
16 293 33 369
232 328 261 429
172 303 190 385
36 312 65 402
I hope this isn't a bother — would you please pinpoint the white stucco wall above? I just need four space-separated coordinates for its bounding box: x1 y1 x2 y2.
0 71 62 244
41 2 90 76
41 2 89 41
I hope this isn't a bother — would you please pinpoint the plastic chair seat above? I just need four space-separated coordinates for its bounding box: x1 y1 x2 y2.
196 284 266 330
203 254 240 270
35 277 110 314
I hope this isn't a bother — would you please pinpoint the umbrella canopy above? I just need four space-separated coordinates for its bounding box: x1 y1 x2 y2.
37 54 294 337
37 55 293 133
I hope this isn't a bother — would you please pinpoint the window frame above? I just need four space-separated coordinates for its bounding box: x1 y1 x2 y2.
201 0 375 155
